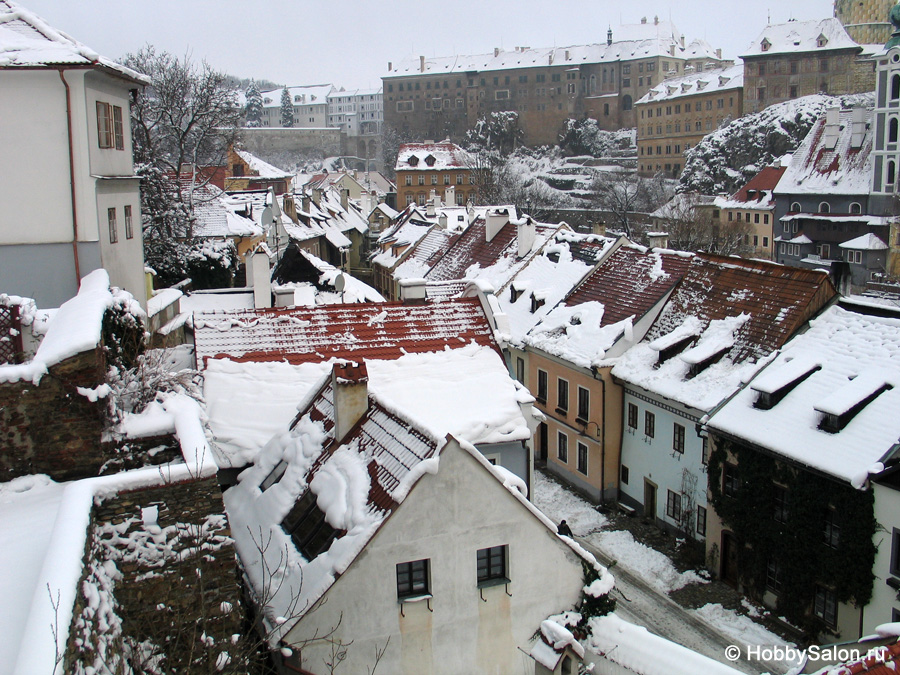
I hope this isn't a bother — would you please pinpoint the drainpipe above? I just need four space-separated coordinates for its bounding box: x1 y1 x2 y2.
59 69 81 285
589 365 608 505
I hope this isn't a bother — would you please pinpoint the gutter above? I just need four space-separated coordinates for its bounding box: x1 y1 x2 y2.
59 69 81 285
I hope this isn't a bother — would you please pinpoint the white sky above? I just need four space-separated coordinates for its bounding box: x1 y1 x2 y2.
25 0 839 90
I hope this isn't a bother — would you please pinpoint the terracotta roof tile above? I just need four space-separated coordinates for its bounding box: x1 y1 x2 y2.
193 298 498 368
820 640 900 675
732 166 786 202
565 246 694 325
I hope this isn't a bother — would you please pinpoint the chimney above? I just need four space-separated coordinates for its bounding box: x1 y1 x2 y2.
494 47 500 57
341 187 349 210
592 221 607 237
302 193 311 213
670 45 676 56
485 208 509 242
426 192 436 217
716 48 722 59
312 188 323 206
654 15 659 25
823 107 840 150
851 106 866 149
517 217 536 258
332 361 369 442
420 55 425 72
647 231 669 249
399 278 427 304
388 61 392 71
565 50 571 60
444 184 456 206
247 250 272 309
641 16 647 24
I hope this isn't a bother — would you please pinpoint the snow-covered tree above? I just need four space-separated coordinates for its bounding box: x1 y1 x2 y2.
465 111 524 156
280 86 294 127
559 118 636 158
654 192 753 256
245 80 263 128
679 92 875 195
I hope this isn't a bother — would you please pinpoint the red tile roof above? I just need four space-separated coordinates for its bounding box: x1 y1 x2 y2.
193 298 498 368
731 166 786 202
647 253 836 362
819 640 900 675
564 246 694 326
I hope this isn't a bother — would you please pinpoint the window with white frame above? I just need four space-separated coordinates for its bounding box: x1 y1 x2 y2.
396 559 430 599
814 585 837 626
666 490 682 521
627 402 638 430
696 505 707 536
673 423 685 453
557 378 569 412
644 410 655 438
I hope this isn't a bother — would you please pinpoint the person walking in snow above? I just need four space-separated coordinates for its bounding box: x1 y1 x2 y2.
557 519 573 537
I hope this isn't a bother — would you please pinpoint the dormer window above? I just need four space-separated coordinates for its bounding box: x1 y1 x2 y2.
510 284 523 303
425 154 437 166
815 376 893 433
761 38 771 52
260 460 288 491
751 359 822 410
281 490 342 561
530 293 546 313
816 34 828 48
790 202 801 213
408 156 419 166
657 336 696 365
686 346 730 378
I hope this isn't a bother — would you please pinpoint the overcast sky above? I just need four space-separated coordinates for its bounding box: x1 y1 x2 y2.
25 0 838 91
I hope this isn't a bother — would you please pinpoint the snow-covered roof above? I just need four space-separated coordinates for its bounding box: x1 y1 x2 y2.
525 246 694 369
185 183 265 239
395 142 473 172
259 83 333 108
638 64 743 105
371 202 399 220
774 107 874 196
707 305 900 485
0 0 149 84
741 18 861 58
496 231 618 345
839 233 888 250
223 360 607 643
272 248 385 305
392 226 462 279
234 149 293 180
386 20 719 78
193 296 498 368
612 255 835 411
326 86 381 100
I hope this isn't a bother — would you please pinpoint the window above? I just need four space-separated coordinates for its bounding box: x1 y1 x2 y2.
537 369 548 402
621 465 630 485
663 420 683 454
456 174 464 185
766 558 784 593
823 508 840 548
107 207 118 244
773 486 790 523
557 378 569 412
702 437 709 465
818 201 830 214
260 460 287 491
627 403 638 430
557 431 568 462
850 202 862 215
405 175 412 186
723 463 739 497
124 205 134 239
577 387 590 421
281 490 340 561
790 202 801 213
431 174 438 185
814 585 837 627
666 490 682 521
890 529 900 576
396 559 430 599
644 411 655 438
696 505 707 536
396 100 413 112
97 101 114 148
418 175 425 185
577 442 588 475
495 89 510 100
477 545 508 585
515 357 525 384
113 105 124 150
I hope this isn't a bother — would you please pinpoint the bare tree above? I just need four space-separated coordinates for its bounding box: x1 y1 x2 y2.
591 170 671 238
654 192 754 256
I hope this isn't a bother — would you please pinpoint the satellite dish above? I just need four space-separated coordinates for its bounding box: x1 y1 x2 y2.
334 273 346 292
261 206 273 229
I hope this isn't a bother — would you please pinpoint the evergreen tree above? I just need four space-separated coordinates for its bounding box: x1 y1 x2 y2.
245 80 263 128
280 86 294 127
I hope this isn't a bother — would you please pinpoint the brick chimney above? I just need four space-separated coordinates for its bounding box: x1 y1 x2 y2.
485 208 509 243
332 361 369 442
647 232 669 249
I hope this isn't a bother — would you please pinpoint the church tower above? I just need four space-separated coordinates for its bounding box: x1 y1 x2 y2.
836 0 895 44
869 2 900 214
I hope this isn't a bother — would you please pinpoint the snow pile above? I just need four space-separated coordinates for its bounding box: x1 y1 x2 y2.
147 288 183 319
530 619 585 669
526 301 633 369
680 93 875 195
596 530 706 593
588 613 746 675
0 269 114 384
691 603 793 649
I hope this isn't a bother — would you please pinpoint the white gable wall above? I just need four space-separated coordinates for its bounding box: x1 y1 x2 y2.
286 438 586 675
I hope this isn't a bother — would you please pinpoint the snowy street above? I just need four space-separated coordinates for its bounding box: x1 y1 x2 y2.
533 470 792 675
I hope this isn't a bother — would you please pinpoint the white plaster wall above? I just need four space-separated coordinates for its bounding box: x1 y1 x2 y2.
618 389 707 538
95 181 146 306
287 440 587 675
83 72 137 179
0 70 74 244
863 482 900 633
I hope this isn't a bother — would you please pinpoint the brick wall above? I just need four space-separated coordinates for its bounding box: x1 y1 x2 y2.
835 0 893 46
65 476 246 672
0 347 108 482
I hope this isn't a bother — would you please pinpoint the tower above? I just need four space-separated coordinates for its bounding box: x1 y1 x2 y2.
869 2 900 214
835 0 894 45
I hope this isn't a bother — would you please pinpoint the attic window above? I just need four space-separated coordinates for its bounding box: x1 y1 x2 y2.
657 336 696 365
260 460 288 491
424 154 436 166
281 490 342 561
530 293 546 314
510 285 522 303
751 361 822 410
685 346 730 379
817 34 828 48
815 377 893 434
547 250 561 263
761 39 771 52
408 156 419 166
